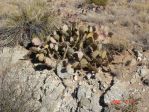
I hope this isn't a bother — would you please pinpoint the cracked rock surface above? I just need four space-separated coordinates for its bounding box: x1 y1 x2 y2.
0 44 149 112
0 47 103 112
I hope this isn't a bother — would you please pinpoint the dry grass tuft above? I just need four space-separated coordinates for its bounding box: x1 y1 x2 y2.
109 36 130 51
0 0 61 48
131 2 149 11
86 0 109 6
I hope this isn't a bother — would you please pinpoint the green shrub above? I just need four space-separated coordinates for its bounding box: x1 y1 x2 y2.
87 0 109 6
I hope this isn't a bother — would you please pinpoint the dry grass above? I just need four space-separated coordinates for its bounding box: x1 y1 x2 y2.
109 36 130 51
137 11 149 23
0 0 61 47
86 0 109 6
131 2 149 11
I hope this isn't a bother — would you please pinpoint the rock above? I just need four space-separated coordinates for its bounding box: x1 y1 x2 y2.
140 68 149 77
77 84 92 100
62 24 69 32
80 97 91 107
96 71 113 90
76 81 102 112
0 46 29 65
86 72 92 79
44 57 56 68
73 75 79 81
57 62 74 79
104 81 129 104
40 107 48 112
90 94 102 112
37 53 45 62
103 107 111 112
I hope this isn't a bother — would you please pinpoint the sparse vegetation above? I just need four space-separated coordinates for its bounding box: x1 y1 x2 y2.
131 2 149 11
109 36 130 51
87 0 109 6
111 95 141 112
0 0 61 47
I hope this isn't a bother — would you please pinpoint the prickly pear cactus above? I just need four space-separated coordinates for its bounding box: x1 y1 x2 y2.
28 22 115 72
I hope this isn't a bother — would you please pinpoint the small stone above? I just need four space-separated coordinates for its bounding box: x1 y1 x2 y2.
50 37 57 44
44 57 56 68
37 53 45 62
54 44 58 51
50 43 54 49
73 75 79 81
86 73 92 79
142 88 146 92
92 8 96 12
92 88 97 93
62 24 69 32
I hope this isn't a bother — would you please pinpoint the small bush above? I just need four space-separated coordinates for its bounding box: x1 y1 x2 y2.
87 0 109 6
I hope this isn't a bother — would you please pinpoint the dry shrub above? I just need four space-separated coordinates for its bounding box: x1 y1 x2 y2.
109 36 130 52
0 0 61 48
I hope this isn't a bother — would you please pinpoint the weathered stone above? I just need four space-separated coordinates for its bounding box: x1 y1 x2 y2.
140 68 149 77
77 83 92 100
80 97 91 107
57 62 74 79
104 81 129 104
40 107 48 112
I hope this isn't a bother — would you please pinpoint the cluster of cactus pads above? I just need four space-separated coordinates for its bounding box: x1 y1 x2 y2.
30 22 115 72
